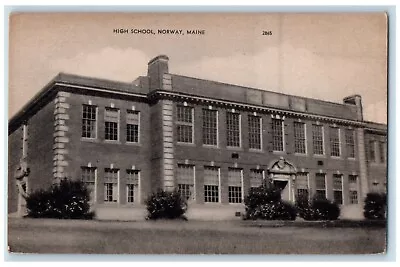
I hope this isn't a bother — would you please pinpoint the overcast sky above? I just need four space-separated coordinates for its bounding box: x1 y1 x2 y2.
9 13 387 123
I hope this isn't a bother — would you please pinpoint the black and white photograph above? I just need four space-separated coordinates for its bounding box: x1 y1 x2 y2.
6 11 388 255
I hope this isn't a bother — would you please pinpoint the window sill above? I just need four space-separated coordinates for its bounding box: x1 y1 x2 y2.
249 149 264 153
330 156 342 160
125 142 141 146
104 140 121 144
272 150 286 155
202 144 220 149
81 138 99 143
313 154 326 158
294 153 308 157
177 142 196 146
228 202 245 206
227 146 243 151
204 202 222 205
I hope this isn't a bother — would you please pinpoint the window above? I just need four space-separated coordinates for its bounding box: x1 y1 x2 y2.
330 127 341 157
204 166 219 202
250 169 264 188
333 174 343 204
312 124 324 155
176 106 193 143
228 168 242 203
272 118 284 151
226 112 241 147
248 115 262 150
345 129 355 158
82 105 97 138
126 170 139 203
202 109 218 146
81 167 96 203
379 141 386 163
104 168 119 202
296 173 309 200
177 164 195 200
369 140 376 162
294 122 306 154
348 175 358 204
105 108 119 141
315 173 326 199
126 110 140 143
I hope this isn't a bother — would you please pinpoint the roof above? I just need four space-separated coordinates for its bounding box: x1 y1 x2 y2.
8 73 148 133
9 71 387 134
364 120 388 133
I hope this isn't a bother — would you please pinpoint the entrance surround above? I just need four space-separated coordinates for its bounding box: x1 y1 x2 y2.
266 157 297 203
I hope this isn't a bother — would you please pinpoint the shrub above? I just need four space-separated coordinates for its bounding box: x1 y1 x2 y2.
244 185 297 221
26 178 94 219
364 192 387 220
145 189 187 220
312 198 341 220
296 196 340 221
295 196 316 220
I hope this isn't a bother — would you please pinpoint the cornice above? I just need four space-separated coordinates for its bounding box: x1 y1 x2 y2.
150 90 368 127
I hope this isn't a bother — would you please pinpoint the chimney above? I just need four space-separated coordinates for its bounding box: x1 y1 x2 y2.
343 95 363 121
147 55 169 91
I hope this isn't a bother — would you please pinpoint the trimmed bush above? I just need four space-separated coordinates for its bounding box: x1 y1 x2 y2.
145 189 187 220
364 192 387 220
296 196 340 221
295 196 316 220
244 185 297 221
26 178 94 219
312 198 340 220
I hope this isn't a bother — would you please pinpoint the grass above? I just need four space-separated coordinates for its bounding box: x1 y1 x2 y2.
8 218 386 254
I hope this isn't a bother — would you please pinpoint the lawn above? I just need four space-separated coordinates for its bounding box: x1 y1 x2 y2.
7 218 386 254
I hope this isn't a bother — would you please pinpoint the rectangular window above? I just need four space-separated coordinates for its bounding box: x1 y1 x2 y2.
202 109 218 146
315 173 326 199
204 166 219 202
126 110 140 143
82 105 97 138
369 140 376 162
105 108 119 141
330 127 341 157
226 112 241 147
345 129 355 158
104 168 119 202
176 106 194 143
228 168 242 203
348 175 358 204
312 124 324 155
296 173 309 200
333 174 343 204
250 169 264 188
248 115 262 150
379 141 386 163
272 118 284 151
81 166 96 203
177 164 195 201
294 122 306 154
126 170 139 203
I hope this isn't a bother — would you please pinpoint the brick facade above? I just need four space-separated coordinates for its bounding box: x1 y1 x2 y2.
8 55 387 218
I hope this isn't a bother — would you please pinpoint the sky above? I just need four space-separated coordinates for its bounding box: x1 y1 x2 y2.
8 13 388 123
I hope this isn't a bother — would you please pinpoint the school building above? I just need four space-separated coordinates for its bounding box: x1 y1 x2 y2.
8 55 387 220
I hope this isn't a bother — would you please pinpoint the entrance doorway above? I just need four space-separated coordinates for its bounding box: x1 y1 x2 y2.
273 180 290 201
267 157 297 203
